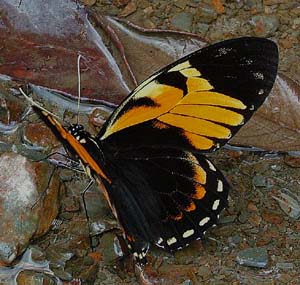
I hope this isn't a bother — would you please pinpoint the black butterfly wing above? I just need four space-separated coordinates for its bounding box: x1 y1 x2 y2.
24 37 278 265
95 37 278 263
98 37 278 154
102 148 229 263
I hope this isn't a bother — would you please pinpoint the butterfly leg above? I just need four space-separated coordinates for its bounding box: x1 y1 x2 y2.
80 179 97 249
31 165 57 210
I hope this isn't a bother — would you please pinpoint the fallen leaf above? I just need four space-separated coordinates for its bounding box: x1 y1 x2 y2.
0 1 130 104
99 16 206 85
231 73 300 151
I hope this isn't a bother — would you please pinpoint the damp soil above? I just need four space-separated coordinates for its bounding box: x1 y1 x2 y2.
3 0 300 284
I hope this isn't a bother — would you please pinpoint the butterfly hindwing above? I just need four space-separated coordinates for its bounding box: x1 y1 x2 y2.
98 37 278 154
101 147 229 261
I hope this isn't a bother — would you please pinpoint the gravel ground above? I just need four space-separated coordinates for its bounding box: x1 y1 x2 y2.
2 1 300 284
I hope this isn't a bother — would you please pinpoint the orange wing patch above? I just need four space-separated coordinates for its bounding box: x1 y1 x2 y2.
171 105 244 126
180 91 246 108
41 111 111 183
101 60 247 148
158 113 231 139
101 83 183 139
184 201 196 212
192 184 206 200
183 132 214 150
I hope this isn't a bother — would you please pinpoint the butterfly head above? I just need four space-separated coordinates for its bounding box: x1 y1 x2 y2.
68 124 89 144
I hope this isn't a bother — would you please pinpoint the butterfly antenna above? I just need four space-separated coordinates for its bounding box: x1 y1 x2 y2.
19 88 62 122
77 54 82 125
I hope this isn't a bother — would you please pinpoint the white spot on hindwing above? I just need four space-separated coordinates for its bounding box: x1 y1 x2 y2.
79 138 86 143
199 217 210 226
183 229 194 238
212 199 220 210
167 237 177 245
206 159 216 171
217 180 223 192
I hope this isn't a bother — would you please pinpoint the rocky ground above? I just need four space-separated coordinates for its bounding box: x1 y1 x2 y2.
1 0 300 284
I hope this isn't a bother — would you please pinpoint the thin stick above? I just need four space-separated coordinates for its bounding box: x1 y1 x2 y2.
77 54 82 125
19 88 63 122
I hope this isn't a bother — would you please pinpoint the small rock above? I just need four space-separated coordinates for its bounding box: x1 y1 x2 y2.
211 0 225 14
171 12 194 32
219 215 237 224
249 213 262 227
247 202 258 212
113 0 130 8
257 229 279 247
262 211 283 225
228 235 242 246
196 23 210 34
252 175 267 187
272 189 300 219
284 155 300 168
174 0 188 9
250 15 279 36
197 265 211 279
276 262 294 270
271 164 281 171
22 121 59 150
100 232 119 264
83 0 96 6
182 279 193 285
0 94 25 133
118 1 137 17
264 0 285 4
236 247 268 268
244 0 257 9
238 210 250 224
198 3 218 24
0 153 60 264
279 38 294 49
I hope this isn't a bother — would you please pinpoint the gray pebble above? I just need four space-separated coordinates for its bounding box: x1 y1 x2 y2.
171 12 194 32
237 247 268 268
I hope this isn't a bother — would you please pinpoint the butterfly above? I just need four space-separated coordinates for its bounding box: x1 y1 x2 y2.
22 37 278 265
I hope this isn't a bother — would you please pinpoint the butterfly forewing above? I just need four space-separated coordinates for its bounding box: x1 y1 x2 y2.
98 37 278 154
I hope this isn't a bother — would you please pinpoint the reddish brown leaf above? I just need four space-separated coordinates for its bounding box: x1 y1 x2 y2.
0 1 130 105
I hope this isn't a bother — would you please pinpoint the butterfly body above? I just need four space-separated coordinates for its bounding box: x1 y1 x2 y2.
26 37 278 265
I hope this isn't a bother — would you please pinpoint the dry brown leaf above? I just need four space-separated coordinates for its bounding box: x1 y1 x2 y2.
230 73 300 151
